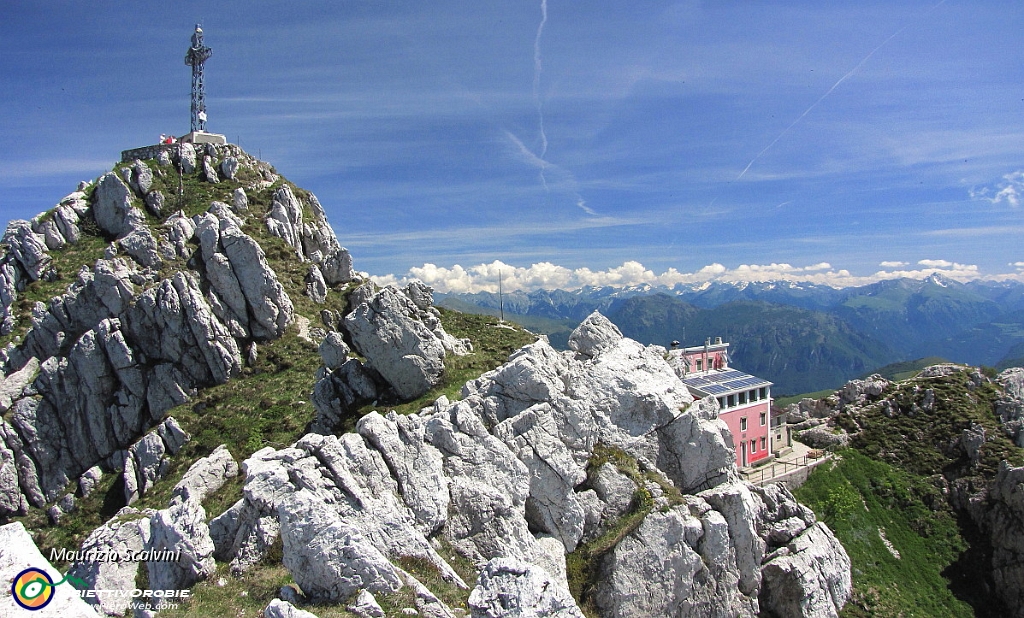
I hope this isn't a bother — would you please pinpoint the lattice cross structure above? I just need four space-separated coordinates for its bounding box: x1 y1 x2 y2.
184 24 213 132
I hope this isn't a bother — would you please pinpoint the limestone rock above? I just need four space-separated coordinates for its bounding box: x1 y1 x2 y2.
469 558 584 618
123 417 190 505
202 155 220 183
344 284 449 400
760 523 852 618
307 265 328 304
0 521 101 617
232 187 248 212
144 190 164 217
217 216 294 339
837 374 890 406
795 426 850 450
357 411 449 535
127 160 154 197
221 156 239 180
170 444 239 505
117 225 161 268
147 498 216 592
264 599 320 618
178 143 196 174
348 590 385 618
78 465 103 498
591 462 637 520
322 247 356 285
92 172 139 238
0 356 39 413
310 358 379 433
68 508 153 617
278 490 403 602
568 311 624 359
265 186 306 258
3 220 53 281
996 368 1024 446
319 332 349 370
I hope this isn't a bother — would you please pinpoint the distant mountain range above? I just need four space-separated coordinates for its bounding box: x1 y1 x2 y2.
438 275 1024 395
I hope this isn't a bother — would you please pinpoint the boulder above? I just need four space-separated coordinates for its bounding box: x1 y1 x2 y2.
170 444 239 505
322 247 356 285
92 172 139 238
3 220 52 281
347 590 385 618
265 599 321 618
178 143 196 174
344 285 448 400
232 188 248 212
568 311 624 359
202 155 220 183
221 157 239 180
306 265 327 304
146 498 216 591
0 521 101 617
759 523 852 618
68 508 153 617
123 417 190 504
469 558 584 618
144 190 165 217
277 490 403 603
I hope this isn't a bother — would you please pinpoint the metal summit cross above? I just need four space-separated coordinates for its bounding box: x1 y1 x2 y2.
185 24 213 133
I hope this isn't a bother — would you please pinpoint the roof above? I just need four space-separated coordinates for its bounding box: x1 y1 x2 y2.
680 369 772 397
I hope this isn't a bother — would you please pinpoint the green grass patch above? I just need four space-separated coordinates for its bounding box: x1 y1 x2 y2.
774 389 837 408
566 444 655 617
794 450 972 618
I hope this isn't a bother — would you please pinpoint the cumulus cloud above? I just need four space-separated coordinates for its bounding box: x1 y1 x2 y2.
971 170 1024 207
918 259 953 268
371 258 1021 294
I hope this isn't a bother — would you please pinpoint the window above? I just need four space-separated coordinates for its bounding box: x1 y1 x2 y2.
760 436 767 451
717 397 726 409
728 394 736 407
696 359 703 371
760 412 767 426
738 391 747 405
759 387 767 400
750 440 756 453
740 417 747 431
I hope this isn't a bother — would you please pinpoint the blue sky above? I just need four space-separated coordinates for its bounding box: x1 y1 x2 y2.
3 1 1024 292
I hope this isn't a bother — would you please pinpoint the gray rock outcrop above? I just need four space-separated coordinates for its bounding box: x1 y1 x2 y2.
146 498 216 592
68 507 153 617
170 444 238 505
123 417 190 504
469 558 584 618
0 521 101 617
345 284 447 399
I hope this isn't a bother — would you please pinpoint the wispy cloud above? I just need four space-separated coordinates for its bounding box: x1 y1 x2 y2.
971 170 1024 208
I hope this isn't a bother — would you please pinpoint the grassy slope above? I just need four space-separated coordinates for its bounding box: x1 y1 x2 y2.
7 153 541 615
794 369 1024 617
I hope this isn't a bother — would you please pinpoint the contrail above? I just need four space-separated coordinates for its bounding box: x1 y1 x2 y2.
534 0 549 185
737 0 947 180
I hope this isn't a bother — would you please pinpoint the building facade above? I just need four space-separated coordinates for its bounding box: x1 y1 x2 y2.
669 339 774 468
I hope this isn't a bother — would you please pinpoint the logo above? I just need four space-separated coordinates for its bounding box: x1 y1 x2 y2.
10 568 85 611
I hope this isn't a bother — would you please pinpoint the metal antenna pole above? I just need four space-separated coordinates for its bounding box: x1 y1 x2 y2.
185 24 213 132
498 271 504 322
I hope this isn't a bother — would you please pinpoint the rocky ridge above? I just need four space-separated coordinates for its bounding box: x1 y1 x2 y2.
783 363 1024 616
0 145 849 617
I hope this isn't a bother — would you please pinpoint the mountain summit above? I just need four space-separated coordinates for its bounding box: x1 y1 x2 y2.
0 143 850 617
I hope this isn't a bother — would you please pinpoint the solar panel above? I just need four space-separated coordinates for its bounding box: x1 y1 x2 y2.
681 368 772 397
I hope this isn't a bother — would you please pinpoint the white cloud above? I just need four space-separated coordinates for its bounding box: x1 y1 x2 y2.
372 258 1023 294
970 170 1024 208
